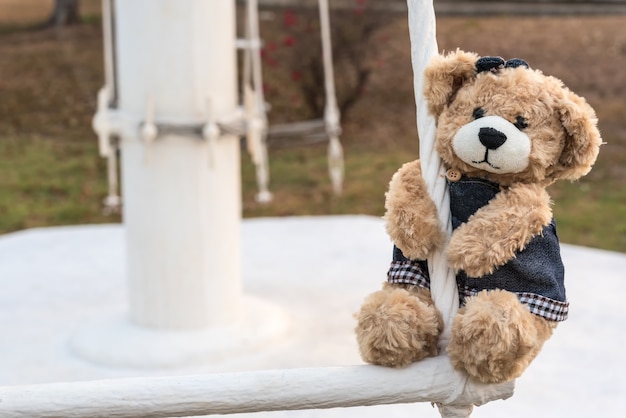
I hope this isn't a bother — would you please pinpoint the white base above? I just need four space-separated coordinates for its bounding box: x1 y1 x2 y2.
2 216 626 417
69 296 290 369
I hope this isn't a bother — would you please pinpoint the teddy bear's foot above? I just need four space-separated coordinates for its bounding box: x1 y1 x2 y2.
355 284 443 367
447 289 555 384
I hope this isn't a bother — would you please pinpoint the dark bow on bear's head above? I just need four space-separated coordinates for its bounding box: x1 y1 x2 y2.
476 56 530 74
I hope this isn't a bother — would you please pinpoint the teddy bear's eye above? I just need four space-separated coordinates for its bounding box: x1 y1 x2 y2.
472 107 485 119
514 116 528 130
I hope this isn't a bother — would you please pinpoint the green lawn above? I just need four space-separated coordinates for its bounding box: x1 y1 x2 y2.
1 12 625 253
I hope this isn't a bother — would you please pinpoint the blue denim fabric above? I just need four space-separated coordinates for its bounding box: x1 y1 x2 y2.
449 177 566 302
390 176 566 303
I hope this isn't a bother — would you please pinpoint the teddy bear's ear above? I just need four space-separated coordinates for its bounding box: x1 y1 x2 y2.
423 49 479 118
553 89 602 180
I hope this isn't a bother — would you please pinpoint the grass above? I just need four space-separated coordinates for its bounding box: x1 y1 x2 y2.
550 179 626 251
1 7 625 253
0 135 109 231
241 144 414 217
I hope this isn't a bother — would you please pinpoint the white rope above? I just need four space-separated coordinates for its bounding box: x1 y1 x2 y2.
241 0 342 198
318 0 344 196
96 0 121 214
103 136 122 214
406 1 507 416
243 0 273 203
436 405 474 418
407 0 458 348
101 0 116 108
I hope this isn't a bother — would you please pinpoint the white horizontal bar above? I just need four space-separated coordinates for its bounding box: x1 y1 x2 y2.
235 38 263 50
0 357 514 418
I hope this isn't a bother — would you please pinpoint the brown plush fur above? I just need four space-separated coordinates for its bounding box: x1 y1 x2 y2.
355 283 443 367
384 160 446 261
355 49 601 383
428 50 601 187
447 290 556 384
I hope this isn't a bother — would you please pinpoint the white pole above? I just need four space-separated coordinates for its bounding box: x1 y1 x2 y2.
80 0 290 369
114 0 242 329
101 0 115 106
0 359 514 418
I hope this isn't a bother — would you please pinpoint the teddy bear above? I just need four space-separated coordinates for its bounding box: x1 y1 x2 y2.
355 50 602 384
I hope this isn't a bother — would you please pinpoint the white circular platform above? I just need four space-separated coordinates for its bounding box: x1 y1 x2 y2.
69 295 290 369
1 215 625 417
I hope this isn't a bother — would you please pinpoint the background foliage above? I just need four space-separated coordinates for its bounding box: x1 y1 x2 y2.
1 2 625 252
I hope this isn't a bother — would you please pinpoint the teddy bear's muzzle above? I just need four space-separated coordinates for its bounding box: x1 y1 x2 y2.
452 115 531 174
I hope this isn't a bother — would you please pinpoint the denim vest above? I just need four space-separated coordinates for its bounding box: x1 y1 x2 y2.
389 176 568 321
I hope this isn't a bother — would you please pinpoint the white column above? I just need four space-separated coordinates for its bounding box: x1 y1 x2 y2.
115 0 241 329
73 0 289 368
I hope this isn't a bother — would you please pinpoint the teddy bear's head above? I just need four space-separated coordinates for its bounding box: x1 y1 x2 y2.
423 50 602 186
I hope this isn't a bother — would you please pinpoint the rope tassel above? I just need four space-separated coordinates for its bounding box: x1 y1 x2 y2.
328 134 344 196
102 137 122 215
93 87 121 214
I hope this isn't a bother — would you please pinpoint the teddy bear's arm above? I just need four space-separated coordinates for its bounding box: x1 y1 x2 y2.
447 183 552 278
384 160 445 260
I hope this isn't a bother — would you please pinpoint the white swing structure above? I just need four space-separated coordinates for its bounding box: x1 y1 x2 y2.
240 0 344 201
0 0 514 417
97 0 345 209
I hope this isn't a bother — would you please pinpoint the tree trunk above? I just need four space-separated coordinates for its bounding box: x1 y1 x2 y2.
47 0 80 27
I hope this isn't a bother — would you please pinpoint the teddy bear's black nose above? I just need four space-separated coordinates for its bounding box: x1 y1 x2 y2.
478 127 507 150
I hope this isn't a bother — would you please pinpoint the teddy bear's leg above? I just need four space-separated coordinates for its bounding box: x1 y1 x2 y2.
355 283 443 367
446 289 555 383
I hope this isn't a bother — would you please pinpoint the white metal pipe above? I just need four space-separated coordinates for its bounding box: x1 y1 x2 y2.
114 0 242 329
0 359 514 418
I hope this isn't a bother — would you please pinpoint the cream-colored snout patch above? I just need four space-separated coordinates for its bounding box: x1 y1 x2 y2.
452 115 531 174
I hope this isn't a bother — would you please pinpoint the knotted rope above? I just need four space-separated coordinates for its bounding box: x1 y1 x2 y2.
406 1 514 416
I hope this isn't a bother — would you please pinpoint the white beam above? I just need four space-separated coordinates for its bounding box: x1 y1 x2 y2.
0 358 513 418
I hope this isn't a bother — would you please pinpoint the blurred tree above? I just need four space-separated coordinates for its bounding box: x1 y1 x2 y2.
45 0 80 27
260 1 395 123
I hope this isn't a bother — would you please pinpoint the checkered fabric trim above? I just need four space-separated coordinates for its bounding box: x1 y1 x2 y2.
518 292 569 321
387 259 430 289
458 286 478 304
460 287 569 322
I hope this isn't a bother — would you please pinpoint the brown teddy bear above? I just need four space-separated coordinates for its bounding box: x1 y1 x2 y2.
355 50 602 384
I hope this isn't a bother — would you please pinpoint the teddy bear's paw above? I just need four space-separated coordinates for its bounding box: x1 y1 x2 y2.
446 290 552 384
384 160 445 261
355 286 443 367
447 231 509 278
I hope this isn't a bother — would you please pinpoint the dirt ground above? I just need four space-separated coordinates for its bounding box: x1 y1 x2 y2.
347 14 626 167
0 0 101 26
2 5 625 156
0 6 625 249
